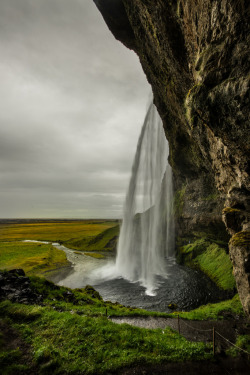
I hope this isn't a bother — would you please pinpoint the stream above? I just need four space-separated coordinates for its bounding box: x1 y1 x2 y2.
23 240 233 313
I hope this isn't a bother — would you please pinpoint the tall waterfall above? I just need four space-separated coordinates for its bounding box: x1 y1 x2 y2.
115 103 175 295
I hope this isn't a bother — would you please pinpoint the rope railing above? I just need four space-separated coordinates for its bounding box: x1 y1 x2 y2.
179 318 213 332
215 331 250 355
177 315 250 356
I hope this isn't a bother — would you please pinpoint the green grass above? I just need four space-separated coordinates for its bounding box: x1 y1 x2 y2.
0 300 212 375
0 242 69 277
226 334 250 357
0 273 245 374
179 240 236 290
65 225 119 252
0 220 118 244
0 347 28 375
174 185 186 217
177 295 243 320
194 244 235 290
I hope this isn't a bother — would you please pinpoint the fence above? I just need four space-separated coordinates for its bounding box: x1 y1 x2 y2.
177 315 250 356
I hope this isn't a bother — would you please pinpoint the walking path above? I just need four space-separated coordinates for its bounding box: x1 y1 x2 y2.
111 315 250 352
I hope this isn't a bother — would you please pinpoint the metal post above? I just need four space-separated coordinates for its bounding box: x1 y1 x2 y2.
106 308 107 317
178 315 180 334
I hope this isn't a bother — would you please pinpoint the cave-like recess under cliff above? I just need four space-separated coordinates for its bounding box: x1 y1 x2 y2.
93 0 250 316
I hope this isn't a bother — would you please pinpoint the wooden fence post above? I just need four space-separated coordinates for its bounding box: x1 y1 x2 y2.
213 327 215 355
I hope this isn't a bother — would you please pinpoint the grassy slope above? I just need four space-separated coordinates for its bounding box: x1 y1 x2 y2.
0 242 69 277
65 225 119 252
0 276 213 375
178 239 236 290
0 301 212 375
178 294 243 320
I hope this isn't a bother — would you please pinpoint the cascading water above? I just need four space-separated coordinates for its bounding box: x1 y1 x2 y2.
115 102 175 295
58 102 230 310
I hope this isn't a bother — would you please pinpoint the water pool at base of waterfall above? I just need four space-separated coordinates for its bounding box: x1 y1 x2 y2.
55 246 232 313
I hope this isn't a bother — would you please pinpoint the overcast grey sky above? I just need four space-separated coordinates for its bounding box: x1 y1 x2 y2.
0 0 150 219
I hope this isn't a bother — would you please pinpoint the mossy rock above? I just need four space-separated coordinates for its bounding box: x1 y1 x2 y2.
230 231 250 248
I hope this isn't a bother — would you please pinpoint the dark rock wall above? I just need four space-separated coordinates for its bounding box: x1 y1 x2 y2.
93 0 250 315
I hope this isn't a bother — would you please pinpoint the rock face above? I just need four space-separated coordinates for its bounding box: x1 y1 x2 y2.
93 0 250 315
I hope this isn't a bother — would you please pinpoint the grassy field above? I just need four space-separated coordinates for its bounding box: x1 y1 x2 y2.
0 242 69 277
0 220 119 245
0 220 119 277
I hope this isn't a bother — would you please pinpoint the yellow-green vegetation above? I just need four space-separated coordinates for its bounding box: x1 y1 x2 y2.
179 239 236 290
230 231 250 247
178 295 243 321
0 220 118 244
222 207 242 214
0 242 69 277
65 225 119 252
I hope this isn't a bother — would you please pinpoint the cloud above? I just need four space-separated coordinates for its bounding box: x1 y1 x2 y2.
0 0 150 218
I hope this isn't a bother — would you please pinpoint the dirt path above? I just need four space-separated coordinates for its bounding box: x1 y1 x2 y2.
118 358 250 375
111 316 250 350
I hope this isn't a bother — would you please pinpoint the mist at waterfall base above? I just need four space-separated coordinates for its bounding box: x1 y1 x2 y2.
57 104 232 312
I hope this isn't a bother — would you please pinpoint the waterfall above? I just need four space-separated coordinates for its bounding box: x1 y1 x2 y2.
115 102 175 295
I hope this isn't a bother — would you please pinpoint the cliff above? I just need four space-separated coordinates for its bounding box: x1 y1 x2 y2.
93 0 250 316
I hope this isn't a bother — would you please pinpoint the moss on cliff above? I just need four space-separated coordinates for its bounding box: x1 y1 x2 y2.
230 231 250 248
179 239 236 291
174 184 186 217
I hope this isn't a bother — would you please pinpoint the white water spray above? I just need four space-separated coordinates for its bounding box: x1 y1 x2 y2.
115 102 175 295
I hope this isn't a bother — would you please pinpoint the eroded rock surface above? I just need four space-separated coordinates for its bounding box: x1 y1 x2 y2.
94 0 250 315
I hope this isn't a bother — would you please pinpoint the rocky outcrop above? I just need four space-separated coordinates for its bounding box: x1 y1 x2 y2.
93 0 250 315
0 269 43 304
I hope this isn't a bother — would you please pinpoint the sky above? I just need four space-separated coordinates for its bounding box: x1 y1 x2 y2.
0 0 150 219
